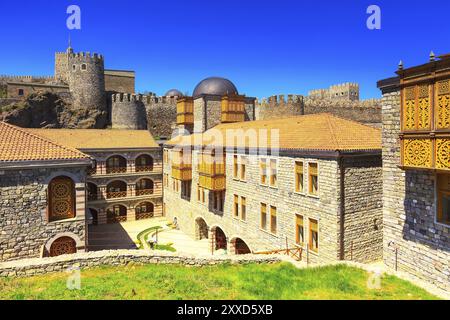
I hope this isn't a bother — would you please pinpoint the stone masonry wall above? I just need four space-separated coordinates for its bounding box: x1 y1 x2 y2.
164 149 342 264
341 156 383 263
0 250 281 278
382 90 450 292
0 167 87 262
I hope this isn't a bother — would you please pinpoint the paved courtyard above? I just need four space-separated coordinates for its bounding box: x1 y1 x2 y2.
156 229 212 256
88 217 168 251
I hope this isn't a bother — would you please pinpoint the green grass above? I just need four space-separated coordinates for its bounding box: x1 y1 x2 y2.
0 263 438 300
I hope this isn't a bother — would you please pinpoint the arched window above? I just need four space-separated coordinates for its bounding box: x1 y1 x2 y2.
107 205 127 224
87 182 98 201
81 64 87 70
106 181 127 199
49 236 77 257
135 154 154 172
106 155 127 174
136 178 154 196
48 176 76 222
136 202 154 220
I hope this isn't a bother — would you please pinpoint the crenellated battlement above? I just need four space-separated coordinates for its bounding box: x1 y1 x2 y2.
309 82 360 101
256 94 304 107
69 52 104 62
0 75 55 83
255 94 304 120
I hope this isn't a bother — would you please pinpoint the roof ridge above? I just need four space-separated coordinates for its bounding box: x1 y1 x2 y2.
1 122 89 159
324 114 341 151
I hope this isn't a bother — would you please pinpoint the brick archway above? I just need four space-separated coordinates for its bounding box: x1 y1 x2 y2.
230 237 252 255
210 226 227 251
195 217 209 240
49 236 77 257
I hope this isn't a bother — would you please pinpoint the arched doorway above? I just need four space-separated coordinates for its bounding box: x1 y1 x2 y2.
135 202 154 220
135 154 154 172
136 178 154 196
106 180 127 199
106 205 127 224
106 155 127 174
195 218 209 240
89 208 99 225
212 226 227 251
48 176 76 222
87 182 98 201
231 238 251 255
49 236 77 257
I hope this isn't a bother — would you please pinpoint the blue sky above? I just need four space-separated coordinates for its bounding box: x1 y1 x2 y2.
0 0 448 98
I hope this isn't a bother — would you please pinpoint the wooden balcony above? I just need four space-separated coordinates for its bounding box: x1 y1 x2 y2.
106 191 127 199
172 166 192 181
135 166 154 173
199 174 226 191
106 167 127 175
177 97 194 125
221 95 245 123
135 189 154 196
401 135 450 171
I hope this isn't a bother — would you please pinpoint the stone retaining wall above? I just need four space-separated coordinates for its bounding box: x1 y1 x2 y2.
0 250 281 278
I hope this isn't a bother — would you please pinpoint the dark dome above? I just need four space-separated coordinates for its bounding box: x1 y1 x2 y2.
165 89 184 97
193 77 238 97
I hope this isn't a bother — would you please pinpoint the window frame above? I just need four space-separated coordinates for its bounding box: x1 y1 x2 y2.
295 214 304 246
294 160 304 194
241 196 247 221
436 173 450 226
269 159 278 188
260 158 268 186
260 203 267 230
309 218 319 253
270 206 277 235
308 162 319 197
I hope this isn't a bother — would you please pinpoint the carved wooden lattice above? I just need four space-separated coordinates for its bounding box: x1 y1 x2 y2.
403 85 431 131
49 237 77 257
403 139 433 168
49 177 75 221
436 139 450 169
437 80 450 130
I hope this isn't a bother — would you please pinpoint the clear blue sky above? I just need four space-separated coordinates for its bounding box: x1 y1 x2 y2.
0 0 448 99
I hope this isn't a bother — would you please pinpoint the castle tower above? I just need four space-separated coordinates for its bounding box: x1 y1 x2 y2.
112 93 148 130
55 46 74 83
67 52 108 127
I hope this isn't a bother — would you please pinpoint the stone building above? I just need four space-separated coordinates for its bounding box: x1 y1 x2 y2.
309 82 360 101
377 54 450 293
27 129 163 225
0 122 92 262
163 114 383 263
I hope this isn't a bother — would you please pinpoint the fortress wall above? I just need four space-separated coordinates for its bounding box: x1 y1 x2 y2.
104 70 135 93
304 97 382 126
144 95 178 138
255 94 304 120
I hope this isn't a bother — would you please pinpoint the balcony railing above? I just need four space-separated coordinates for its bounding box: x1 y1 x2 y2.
107 215 127 224
106 167 127 174
135 189 154 196
135 166 154 173
136 212 154 221
106 191 127 199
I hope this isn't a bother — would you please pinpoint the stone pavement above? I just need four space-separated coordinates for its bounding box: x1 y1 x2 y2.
156 229 212 255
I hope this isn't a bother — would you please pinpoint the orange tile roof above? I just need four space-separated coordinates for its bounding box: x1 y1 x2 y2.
26 129 159 150
0 122 90 163
166 114 381 152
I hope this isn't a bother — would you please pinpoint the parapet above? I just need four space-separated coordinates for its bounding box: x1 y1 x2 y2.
69 52 104 62
256 94 304 107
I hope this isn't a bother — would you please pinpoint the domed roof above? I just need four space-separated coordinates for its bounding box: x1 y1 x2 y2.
193 77 238 97
165 89 184 97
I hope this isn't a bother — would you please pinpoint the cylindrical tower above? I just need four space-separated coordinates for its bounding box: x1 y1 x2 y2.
112 93 148 130
68 52 107 128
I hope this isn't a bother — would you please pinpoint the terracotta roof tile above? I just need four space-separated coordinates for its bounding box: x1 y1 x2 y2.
166 114 381 152
26 129 159 150
0 122 90 163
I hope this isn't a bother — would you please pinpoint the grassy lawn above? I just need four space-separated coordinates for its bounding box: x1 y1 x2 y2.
0 263 438 300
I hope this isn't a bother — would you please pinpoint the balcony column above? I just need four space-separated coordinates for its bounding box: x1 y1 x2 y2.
98 208 107 225
127 206 136 222
129 160 135 173
99 186 107 200
128 184 136 197
98 161 106 175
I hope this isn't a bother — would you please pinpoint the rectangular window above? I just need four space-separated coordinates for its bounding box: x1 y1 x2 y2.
197 185 206 204
295 214 304 245
234 195 239 218
260 158 267 185
270 159 278 187
437 174 450 225
295 161 304 193
260 203 267 230
240 156 247 181
270 206 277 234
309 163 318 196
197 184 201 202
309 218 319 253
163 150 169 164
212 191 224 212
241 196 246 221
233 155 239 179
181 181 191 199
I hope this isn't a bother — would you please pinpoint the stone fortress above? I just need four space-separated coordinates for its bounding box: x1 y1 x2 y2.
0 45 382 138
